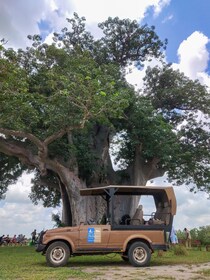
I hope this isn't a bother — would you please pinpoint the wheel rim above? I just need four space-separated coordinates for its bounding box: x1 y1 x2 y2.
133 246 147 263
50 246 66 263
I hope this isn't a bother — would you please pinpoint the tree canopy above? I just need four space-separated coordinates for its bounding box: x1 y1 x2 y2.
0 13 210 225
111 64 210 190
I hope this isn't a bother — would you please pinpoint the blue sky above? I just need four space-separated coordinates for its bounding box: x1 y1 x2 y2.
143 0 210 64
0 0 210 237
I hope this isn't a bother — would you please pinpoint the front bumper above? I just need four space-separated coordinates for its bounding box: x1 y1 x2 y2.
35 243 46 252
35 230 46 252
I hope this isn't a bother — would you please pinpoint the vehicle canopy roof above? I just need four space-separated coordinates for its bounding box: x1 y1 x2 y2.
80 185 177 215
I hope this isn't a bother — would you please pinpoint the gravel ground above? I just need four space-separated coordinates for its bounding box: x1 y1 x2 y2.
82 262 210 280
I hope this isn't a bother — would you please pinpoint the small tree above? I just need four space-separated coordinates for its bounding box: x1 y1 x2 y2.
197 226 210 245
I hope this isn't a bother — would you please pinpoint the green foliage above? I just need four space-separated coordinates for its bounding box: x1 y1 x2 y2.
0 44 128 138
111 64 210 194
73 129 96 183
172 245 188 256
97 17 166 67
196 225 210 245
113 96 179 169
143 64 210 191
176 229 185 240
29 170 61 207
1 14 142 203
54 13 166 67
144 65 210 117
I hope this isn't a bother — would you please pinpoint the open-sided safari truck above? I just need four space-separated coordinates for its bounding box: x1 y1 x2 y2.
36 185 176 267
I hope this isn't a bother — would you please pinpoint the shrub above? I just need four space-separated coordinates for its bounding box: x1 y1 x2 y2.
157 250 164 257
172 245 188 256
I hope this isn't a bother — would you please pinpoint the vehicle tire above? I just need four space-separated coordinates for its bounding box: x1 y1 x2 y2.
128 242 151 267
46 241 70 267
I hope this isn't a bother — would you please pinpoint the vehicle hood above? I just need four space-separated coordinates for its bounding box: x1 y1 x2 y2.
45 226 80 234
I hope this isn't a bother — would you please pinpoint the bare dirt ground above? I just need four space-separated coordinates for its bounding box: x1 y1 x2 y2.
82 262 210 280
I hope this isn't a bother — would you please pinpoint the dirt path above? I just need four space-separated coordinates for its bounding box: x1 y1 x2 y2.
83 262 210 280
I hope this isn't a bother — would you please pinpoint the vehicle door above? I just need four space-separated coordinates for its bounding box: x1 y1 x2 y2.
78 224 111 250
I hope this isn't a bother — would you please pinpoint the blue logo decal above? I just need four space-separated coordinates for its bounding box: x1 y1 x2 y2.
87 228 95 243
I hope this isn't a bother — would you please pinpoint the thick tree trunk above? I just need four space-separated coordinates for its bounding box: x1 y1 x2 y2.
58 132 165 226
113 144 165 220
60 178 106 226
59 179 72 226
56 142 165 226
58 170 83 226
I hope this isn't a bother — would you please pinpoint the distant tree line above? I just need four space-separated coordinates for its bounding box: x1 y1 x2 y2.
177 225 210 245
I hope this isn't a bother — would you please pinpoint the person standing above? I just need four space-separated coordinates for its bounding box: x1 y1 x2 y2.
11 234 17 245
184 228 191 248
170 226 178 245
31 229 37 244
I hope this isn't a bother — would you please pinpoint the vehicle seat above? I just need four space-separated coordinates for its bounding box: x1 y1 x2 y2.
154 202 163 220
149 202 166 225
130 205 144 225
162 202 171 225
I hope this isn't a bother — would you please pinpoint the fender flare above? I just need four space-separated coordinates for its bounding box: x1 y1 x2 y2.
123 234 152 251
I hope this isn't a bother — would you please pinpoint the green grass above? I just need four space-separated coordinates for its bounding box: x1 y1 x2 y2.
0 246 209 280
151 247 210 266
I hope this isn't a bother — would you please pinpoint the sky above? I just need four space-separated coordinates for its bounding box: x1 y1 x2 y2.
0 0 210 237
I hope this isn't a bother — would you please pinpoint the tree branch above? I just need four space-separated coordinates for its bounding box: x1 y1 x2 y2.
0 128 43 149
44 128 67 146
0 136 39 168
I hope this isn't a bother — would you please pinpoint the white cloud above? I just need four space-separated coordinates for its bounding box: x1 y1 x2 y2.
0 0 170 49
172 31 210 86
162 14 173 23
0 173 58 237
72 0 170 23
153 0 171 17
0 0 74 49
125 64 146 91
174 186 210 230
0 0 46 48
126 31 210 92
125 55 166 91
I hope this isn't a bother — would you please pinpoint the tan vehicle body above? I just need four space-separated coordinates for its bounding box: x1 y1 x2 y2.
42 225 165 252
36 185 177 267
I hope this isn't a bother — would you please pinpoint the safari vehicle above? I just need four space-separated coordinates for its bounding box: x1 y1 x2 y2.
36 185 176 267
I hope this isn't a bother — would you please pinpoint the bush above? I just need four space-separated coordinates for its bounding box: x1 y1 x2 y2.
172 245 188 256
157 250 164 257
